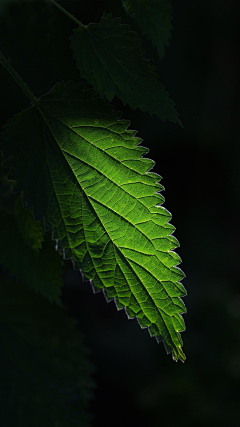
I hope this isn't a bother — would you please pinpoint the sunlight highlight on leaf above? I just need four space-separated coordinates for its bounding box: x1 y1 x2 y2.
1 82 186 360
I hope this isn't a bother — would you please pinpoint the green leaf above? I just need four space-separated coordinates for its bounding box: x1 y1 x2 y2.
0 277 95 427
70 14 179 124
14 194 44 252
0 208 63 303
122 0 173 59
1 81 186 361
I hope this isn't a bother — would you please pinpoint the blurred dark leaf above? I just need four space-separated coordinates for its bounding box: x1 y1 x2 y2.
14 194 45 252
0 277 95 427
122 0 173 59
0 208 64 303
70 13 179 123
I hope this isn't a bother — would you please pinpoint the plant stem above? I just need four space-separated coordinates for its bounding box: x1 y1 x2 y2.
49 0 86 28
0 52 38 106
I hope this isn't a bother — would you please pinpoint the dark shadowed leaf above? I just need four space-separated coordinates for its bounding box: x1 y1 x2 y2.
122 0 173 59
14 194 44 252
0 208 63 304
70 14 179 124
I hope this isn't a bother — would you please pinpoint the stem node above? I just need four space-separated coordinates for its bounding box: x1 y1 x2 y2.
49 0 86 28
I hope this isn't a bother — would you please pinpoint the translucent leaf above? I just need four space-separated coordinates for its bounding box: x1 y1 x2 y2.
70 14 180 124
0 277 95 427
1 81 186 361
122 0 173 59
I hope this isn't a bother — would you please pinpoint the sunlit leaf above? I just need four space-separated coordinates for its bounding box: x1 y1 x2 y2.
1 81 186 360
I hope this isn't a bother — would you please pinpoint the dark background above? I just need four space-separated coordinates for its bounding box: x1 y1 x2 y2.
1 0 240 426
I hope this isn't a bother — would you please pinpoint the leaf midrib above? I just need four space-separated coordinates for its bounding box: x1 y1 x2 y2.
37 103 183 353
115 246 179 351
44 107 164 216
40 104 176 273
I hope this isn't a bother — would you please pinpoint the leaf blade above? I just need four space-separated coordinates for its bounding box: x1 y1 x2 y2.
0 208 64 304
1 82 186 360
14 194 44 252
122 0 173 59
70 14 179 123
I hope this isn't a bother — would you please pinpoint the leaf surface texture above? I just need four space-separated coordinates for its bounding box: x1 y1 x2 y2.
1 82 186 360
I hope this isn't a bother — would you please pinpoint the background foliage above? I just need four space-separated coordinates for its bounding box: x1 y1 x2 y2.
1 0 240 426
0 278 95 427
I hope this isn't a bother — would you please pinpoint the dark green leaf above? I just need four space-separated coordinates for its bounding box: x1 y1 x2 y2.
122 0 173 59
14 194 44 252
0 208 63 304
70 14 179 124
1 82 186 360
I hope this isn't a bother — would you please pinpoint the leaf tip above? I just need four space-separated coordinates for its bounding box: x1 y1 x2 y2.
172 346 186 363
177 118 184 128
